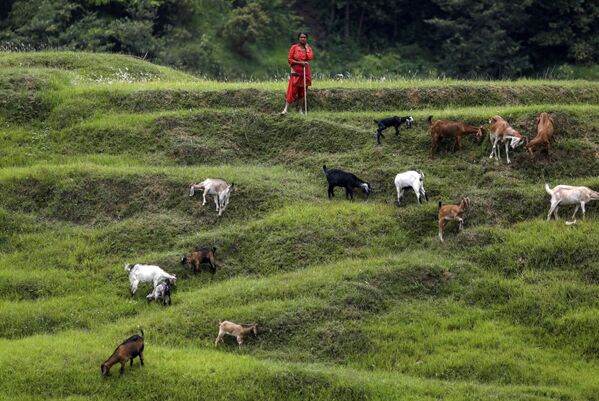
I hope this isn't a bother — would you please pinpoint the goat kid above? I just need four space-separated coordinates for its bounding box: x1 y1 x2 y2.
146 278 172 305
181 247 217 275
323 165 372 200
488 115 528 164
527 112 555 157
545 183 599 223
428 116 484 159
190 178 234 217
394 170 428 206
373 115 414 145
214 320 258 347
101 329 144 376
125 263 176 295
438 197 471 242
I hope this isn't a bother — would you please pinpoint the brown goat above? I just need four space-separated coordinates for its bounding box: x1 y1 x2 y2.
526 112 555 157
101 330 144 376
428 116 484 159
438 197 471 242
181 247 217 275
215 321 257 347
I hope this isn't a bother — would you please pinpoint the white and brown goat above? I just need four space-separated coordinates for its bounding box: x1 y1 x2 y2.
545 183 599 223
488 115 528 164
438 197 471 242
214 320 258 347
190 178 234 217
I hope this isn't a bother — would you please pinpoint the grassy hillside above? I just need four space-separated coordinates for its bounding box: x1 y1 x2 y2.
1 52 598 401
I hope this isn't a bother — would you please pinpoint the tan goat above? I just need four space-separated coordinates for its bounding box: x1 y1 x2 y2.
438 197 471 242
214 321 258 347
527 112 555 157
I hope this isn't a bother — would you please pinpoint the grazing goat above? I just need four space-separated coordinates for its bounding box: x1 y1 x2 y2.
101 329 144 376
545 183 599 223
527 112 555 157
428 116 484 159
323 165 372 200
373 115 414 144
180 247 217 275
488 115 528 164
438 197 471 242
394 170 428 206
189 178 234 217
146 278 172 305
125 263 176 295
214 320 258 348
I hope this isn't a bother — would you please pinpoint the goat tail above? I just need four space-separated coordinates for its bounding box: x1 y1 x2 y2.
124 263 132 272
438 201 442 209
212 246 217 253
140 328 144 338
544 183 553 195
322 165 327 174
427 115 433 125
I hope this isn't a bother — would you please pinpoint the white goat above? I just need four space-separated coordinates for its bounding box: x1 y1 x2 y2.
545 183 599 223
394 170 428 205
124 263 176 295
214 320 258 347
189 178 234 217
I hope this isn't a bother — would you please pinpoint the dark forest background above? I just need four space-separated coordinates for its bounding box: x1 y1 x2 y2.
1 0 598 79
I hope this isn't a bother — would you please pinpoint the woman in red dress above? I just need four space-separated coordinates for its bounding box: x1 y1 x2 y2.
281 32 313 114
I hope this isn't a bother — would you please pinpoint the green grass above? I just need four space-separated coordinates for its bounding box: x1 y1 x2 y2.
2 51 599 400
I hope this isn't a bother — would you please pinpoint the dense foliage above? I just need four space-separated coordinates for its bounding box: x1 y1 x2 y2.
1 0 598 78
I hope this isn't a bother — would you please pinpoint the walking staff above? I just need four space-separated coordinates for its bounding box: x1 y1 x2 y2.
281 32 313 115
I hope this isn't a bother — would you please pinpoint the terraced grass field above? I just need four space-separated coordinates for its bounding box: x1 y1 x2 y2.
1 52 599 401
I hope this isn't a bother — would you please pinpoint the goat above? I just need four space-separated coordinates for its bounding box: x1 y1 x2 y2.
214 320 258 348
488 115 528 164
323 165 372 200
189 178 234 217
373 116 414 144
101 329 144 376
545 183 599 223
146 278 172 305
527 112 555 157
438 197 471 242
394 170 428 206
180 247 217 275
124 263 176 295
428 116 484 159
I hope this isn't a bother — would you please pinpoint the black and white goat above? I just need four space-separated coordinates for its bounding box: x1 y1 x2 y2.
323 165 372 200
189 178 234 217
394 170 428 206
146 278 172 305
373 116 414 145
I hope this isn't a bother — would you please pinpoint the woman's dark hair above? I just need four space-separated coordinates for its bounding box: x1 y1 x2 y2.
297 32 308 39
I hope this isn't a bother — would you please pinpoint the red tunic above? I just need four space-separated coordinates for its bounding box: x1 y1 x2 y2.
285 43 314 104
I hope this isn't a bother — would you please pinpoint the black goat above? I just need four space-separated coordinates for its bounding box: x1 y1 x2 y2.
373 116 414 144
323 165 372 200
